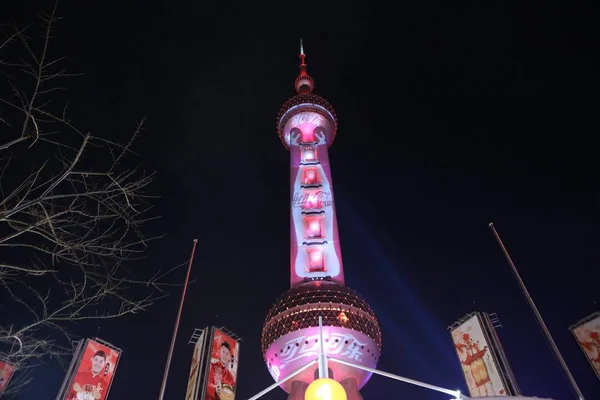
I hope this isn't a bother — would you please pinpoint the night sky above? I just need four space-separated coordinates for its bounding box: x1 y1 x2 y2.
3 1 598 399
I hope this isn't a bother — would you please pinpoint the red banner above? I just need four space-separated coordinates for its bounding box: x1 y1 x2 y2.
63 339 121 400
0 360 16 394
203 328 240 400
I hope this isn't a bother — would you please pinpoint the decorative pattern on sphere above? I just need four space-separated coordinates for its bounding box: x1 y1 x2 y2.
277 94 338 148
261 282 382 355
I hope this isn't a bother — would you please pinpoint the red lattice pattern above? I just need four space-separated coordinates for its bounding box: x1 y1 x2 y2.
261 282 382 355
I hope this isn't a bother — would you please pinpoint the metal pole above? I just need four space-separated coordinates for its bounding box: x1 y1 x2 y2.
158 239 198 400
247 359 318 400
489 223 584 400
317 316 329 379
328 357 465 398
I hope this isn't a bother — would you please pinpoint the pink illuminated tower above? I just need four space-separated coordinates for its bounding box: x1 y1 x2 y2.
261 42 382 400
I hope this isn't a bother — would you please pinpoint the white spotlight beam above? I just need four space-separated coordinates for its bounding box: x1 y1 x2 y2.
328 357 467 399
247 358 318 400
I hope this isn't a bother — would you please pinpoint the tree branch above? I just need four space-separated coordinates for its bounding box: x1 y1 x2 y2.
0 4 182 395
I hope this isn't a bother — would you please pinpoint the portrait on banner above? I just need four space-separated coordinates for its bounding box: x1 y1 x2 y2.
204 329 240 400
64 340 120 400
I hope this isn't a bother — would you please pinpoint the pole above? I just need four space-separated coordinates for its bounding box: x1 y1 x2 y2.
489 223 584 400
317 316 329 379
247 359 318 400
158 239 198 400
328 357 465 398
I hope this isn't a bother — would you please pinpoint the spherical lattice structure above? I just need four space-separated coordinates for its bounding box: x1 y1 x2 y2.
261 281 382 391
294 74 315 94
262 281 382 355
277 94 338 149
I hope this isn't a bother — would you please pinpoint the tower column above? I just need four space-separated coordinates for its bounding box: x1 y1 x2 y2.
287 113 345 288
287 380 308 400
340 378 364 400
261 41 382 398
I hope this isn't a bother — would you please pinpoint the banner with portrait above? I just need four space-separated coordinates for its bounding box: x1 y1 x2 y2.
61 338 121 400
201 328 240 400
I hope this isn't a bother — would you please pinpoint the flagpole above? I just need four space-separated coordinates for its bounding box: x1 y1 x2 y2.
158 239 198 400
489 223 584 400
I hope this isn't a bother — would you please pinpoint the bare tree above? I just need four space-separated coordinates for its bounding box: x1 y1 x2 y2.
0 3 174 394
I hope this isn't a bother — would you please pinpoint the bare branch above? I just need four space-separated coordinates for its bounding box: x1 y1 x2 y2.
0 4 182 395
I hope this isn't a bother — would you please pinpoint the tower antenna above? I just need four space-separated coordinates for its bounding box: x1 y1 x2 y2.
489 223 584 400
294 38 314 93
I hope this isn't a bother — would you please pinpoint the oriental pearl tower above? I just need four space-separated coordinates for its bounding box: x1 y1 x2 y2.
261 42 382 400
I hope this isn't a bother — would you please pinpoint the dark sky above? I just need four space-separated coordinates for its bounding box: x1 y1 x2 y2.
3 0 599 399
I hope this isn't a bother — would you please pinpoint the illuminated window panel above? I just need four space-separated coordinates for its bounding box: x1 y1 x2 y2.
302 147 316 162
302 130 315 143
302 168 319 185
303 192 322 209
304 217 322 238
307 249 325 272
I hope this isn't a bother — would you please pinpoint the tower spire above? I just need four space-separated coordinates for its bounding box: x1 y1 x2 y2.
295 38 314 94
300 38 305 57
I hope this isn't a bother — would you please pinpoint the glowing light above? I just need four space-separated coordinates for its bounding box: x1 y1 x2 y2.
305 378 347 400
303 168 318 184
307 219 321 237
337 312 349 323
307 249 325 272
309 251 322 263
305 193 320 208
303 149 315 161
302 131 315 142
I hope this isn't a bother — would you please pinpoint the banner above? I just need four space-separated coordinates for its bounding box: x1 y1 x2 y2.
201 328 240 400
451 313 509 397
62 338 121 400
186 331 206 400
0 360 16 394
571 312 600 380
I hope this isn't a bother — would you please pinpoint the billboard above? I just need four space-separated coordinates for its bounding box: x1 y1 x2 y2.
186 330 206 400
200 327 240 400
451 313 510 397
0 360 16 395
61 338 121 400
570 311 600 380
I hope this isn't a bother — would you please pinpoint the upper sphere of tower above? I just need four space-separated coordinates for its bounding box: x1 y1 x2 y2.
277 42 338 149
277 93 338 149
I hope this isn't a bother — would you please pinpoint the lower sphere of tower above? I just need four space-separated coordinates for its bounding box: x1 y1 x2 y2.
261 281 382 393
